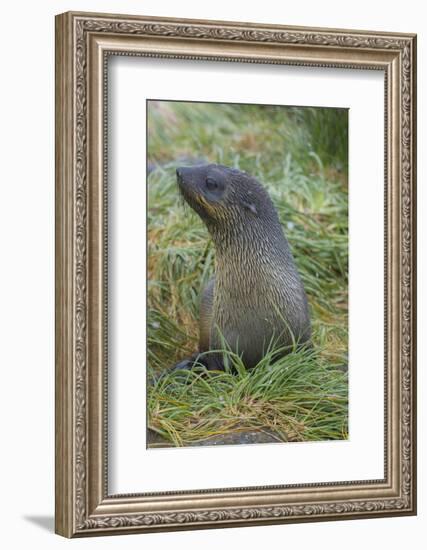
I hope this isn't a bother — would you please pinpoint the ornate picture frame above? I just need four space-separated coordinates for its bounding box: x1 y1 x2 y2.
55 11 417 537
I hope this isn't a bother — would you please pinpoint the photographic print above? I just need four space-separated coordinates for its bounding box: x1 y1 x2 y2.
147 100 349 448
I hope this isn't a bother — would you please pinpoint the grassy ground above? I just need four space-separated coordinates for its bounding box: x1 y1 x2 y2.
147 100 348 447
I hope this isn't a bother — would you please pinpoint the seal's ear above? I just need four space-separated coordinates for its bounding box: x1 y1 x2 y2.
241 198 257 215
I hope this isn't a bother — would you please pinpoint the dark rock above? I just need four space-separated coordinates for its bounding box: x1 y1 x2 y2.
147 428 283 448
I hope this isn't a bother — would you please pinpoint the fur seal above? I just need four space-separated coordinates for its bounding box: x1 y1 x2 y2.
174 164 311 371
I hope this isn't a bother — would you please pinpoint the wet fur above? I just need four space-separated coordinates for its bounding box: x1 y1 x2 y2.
175 164 311 371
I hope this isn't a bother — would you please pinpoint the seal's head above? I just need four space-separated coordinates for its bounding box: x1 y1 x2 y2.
176 164 277 230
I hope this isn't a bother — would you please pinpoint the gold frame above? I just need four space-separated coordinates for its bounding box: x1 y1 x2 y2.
55 11 417 537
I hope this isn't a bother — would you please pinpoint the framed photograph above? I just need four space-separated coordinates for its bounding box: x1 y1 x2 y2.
55 11 417 537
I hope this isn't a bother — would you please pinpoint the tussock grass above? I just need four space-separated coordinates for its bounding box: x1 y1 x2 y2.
147 100 348 446
148 345 348 447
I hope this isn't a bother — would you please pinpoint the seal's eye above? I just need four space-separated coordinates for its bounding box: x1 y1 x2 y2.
206 177 218 191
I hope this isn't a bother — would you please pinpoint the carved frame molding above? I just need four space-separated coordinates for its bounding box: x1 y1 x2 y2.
55 11 416 537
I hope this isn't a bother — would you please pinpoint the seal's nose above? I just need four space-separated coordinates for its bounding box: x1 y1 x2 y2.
177 166 196 184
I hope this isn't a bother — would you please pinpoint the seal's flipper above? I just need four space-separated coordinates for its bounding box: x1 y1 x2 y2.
170 350 224 373
170 352 208 373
